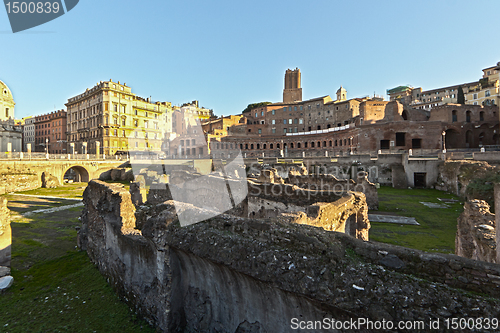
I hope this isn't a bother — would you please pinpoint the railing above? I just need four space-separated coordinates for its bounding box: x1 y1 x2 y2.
0 153 129 161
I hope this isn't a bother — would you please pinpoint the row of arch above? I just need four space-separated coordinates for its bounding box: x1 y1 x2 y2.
212 138 354 151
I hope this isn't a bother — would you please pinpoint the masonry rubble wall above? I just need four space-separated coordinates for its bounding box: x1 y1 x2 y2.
80 180 500 332
435 160 499 198
0 173 39 194
0 197 11 277
146 173 370 240
455 200 496 263
287 172 378 210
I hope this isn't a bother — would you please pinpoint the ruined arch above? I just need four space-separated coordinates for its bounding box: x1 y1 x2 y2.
465 130 473 148
63 165 90 183
402 110 408 120
445 129 461 149
479 132 485 146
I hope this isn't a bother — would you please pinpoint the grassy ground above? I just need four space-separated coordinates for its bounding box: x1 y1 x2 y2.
0 185 154 332
369 186 464 253
11 183 87 199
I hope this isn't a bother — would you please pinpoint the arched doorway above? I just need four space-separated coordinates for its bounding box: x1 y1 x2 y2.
445 129 460 149
465 130 473 148
63 166 90 183
479 132 485 146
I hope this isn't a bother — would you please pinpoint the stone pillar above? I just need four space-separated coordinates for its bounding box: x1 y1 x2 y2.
96 141 100 159
495 184 500 263
0 197 11 278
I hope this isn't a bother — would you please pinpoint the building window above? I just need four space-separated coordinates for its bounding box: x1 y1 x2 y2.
396 132 406 146
272 110 275 115
135 110 138 115
258 129 262 134
485 90 491 97
283 119 287 124
261 111 264 116
134 120 138 127
299 118 303 124
255 112 258 117
272 119 276 125
473 93 478 100
452 110 457 122
272 128 276 134
288 119 292 124
480 111 484 121
283 128 287 133
466 111 471 122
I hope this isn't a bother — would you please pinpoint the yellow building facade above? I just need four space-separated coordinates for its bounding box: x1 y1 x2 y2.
66 80 173 156
465 62 500 107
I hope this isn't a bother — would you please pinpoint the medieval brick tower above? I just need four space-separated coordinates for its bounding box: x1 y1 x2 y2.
283 68 302 103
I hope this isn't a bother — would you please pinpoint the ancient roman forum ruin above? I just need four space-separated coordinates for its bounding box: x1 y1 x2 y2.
2 62 500 332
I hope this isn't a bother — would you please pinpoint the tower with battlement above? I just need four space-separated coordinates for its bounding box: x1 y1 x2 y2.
283 68 302 103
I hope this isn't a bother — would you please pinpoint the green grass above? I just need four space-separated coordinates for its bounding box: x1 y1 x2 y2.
8 183 87 199
369 186 464 253
0 188 154 332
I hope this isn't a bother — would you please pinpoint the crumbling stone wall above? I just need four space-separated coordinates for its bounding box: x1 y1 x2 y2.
0 173 39 194
80 180 500 332
0 197 11 277
287 171 378 210
456 200 496 263
436 160 500 201
147 172 370 240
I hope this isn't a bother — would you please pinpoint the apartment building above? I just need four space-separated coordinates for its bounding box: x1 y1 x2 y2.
465 62 499 107
34 110 67 153
65 80 173 156
22 116 35 152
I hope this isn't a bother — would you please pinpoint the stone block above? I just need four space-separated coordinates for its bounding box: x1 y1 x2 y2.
41 172 59 188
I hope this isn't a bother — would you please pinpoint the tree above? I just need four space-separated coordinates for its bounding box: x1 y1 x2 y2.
242 102 272 114
457 86 465 104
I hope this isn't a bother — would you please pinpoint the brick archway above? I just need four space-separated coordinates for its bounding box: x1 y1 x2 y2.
63 165 90 183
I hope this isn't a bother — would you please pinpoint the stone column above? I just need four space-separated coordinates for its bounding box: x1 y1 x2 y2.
495 184 500 263
96 141 100 159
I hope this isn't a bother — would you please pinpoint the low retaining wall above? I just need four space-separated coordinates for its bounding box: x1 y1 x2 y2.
0 197 11 277
79 180 500 332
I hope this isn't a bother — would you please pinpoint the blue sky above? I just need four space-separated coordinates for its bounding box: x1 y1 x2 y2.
1 0 499 119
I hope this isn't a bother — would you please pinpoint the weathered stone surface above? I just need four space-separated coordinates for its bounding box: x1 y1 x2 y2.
0 275 13 291
129 182 145 207
258 168 284 184
0 173 39 192
41 171 60 188
0 197 11 268
0 266 10 277
98 169 112 181
287 171 378 210
456 200 496 263
391 164 407 189
134 174 146 188
80 180 500 332
379 254 405 269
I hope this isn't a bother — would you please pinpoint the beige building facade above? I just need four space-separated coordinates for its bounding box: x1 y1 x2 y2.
465 62 499 107
65 80 173 156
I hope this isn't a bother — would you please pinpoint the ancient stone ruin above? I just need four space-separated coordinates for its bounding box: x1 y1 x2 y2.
0 197 13 291
456 200 496 263
79 180 500 332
